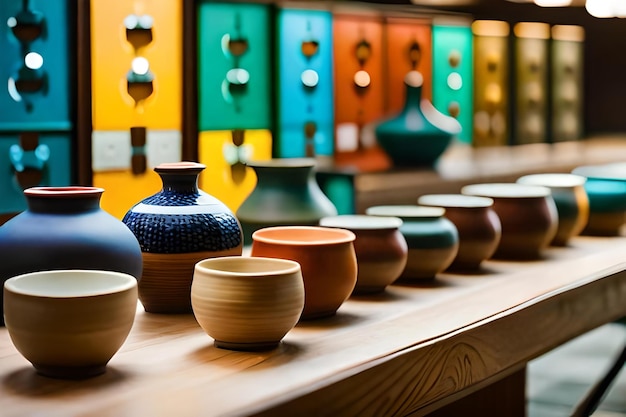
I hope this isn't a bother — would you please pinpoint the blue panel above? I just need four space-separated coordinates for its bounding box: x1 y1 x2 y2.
432 24 473 145
0 133 72 214
0 0 72 131
276 9 334 158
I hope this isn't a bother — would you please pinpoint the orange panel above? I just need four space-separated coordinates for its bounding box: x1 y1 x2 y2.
384 18 433 115
90 0 182 130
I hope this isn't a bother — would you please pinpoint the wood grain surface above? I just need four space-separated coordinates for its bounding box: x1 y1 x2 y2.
1 236 626 417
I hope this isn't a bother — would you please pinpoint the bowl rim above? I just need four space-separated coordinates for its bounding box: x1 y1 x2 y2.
4 270 137 298
461 183 552 198
195 256 301 277
319 214 403 230
252 225 356 246
365 205 445 219
418 194 494 208
517 173 587 188
572 163 626 181
245 158 316 169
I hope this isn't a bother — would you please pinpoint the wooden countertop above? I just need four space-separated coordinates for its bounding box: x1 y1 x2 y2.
1 235 626 417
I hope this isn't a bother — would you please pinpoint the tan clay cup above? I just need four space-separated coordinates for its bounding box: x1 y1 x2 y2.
462 183 558 260
319 215 408 294
251 226 357 320
191 256 305 351
418 194 502 270
517 173 589 246
3 270 137 379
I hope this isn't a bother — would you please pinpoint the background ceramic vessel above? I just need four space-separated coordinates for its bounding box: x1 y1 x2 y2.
250 226 357 320
375 71 461 167
319 215 408 294
123 162 243 314
365 205 459 280
191 256 305 351
3 270 137 379
572 163 626 236
236 158 338 245
417 194 501 271
461 183 558 260
517 173 589 246
0 186 142 326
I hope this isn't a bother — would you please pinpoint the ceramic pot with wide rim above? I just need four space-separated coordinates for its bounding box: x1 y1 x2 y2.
123 162 243 314
517 173 589 246
461 183 558 260
191 256 305 351
365 205 459 281
236 158 338 245
250 226 357 320
0 186 143 326
319 215 408 294
417 194 501 270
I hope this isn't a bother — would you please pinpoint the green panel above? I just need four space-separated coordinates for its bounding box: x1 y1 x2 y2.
317 173 355 215
197 2 272 131
432 24 473 144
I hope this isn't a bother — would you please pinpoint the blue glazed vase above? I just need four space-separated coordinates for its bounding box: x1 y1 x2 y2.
375 71 461 167
0 186 143 325
123 162 243 313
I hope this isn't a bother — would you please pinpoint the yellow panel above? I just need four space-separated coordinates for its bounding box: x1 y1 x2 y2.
91 0 181 129
198 130 272 212
94 170 163 220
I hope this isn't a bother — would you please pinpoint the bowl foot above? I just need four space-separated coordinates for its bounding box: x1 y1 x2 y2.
213 340 280 352
34 364 107 379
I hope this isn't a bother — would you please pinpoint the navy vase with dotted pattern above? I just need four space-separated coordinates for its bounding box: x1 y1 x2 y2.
123 162 243 313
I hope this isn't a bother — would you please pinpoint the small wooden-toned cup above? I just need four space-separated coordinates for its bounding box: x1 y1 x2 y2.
251 226 357 320
365 205 459 281
418 194 501 270
3 270 138 379
517 173 589 246
191 256 305 351
462 183 558 260
319 215 408 294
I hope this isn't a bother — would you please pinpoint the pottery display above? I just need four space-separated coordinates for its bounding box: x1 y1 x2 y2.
365 205 459 280
572 163 626 236
461 183 558 259
123 162 243 314
319 215 408 294
375 70 462 167
191 256 305 351
250 226 357 320
417 194 501 270
236 158 338 244
0 186 143 325
517 173 589 245
3 269 138 379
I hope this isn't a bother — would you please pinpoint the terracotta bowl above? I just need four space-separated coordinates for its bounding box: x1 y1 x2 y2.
461 183 558 260
191 256 304 351
3 270 138 379
319 215 408 294
572 163 626 236
417 194 501 270
517 173 589 246
365 205 459 280
251 226 357 320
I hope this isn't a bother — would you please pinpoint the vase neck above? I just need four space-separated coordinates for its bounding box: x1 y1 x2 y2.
402 83 423 114
25 187 103 214
253 165 313 186
158 172 200 194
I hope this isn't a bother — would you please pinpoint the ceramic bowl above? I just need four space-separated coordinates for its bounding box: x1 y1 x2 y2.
572 163 626 236
3 270 138 379
191 256 305 351
365 205 459 280
517 173 589 245
417 194 501 270
461 183 558 260
250 226 357 320
319 215 407 294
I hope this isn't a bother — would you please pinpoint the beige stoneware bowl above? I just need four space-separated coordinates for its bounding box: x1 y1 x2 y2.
191 256 305 351
3 269 138 379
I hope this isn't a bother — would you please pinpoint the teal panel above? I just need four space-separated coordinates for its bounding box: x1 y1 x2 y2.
0 0 72 131
317 173 354 215
432 24 473 144
197 2 272 131
0 133 72 214
275 8 334 158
